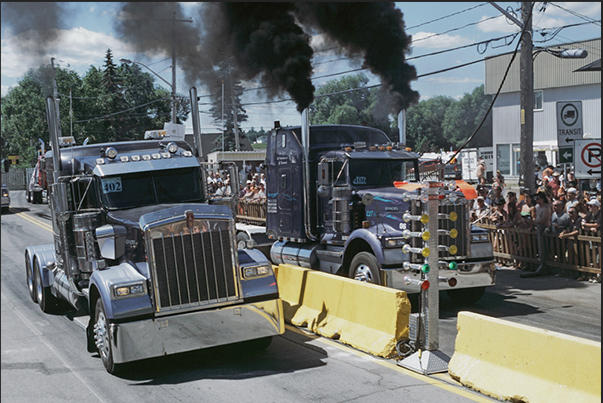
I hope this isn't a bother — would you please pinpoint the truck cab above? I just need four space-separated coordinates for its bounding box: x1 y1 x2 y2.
266 124 495 303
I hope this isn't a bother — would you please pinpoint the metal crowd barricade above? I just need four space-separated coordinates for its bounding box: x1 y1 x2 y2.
236 200 267 225
476 219 601 275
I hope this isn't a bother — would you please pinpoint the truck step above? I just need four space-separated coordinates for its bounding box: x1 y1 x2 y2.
72 315 90 330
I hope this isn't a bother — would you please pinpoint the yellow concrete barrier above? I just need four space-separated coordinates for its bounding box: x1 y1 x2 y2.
274 264 410 358
449 311 601 403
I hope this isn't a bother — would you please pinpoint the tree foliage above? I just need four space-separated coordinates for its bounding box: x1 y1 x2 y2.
309 74 394 139
1 50 189 166
208 60 248 152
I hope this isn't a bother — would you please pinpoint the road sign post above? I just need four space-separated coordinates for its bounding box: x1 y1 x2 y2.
573 139 601 179
556 101 583 164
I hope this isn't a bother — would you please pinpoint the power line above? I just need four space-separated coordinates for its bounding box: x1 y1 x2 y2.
405 3 488 31
548 2 601 26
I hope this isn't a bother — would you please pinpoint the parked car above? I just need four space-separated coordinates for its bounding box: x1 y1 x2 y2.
1 183 10 213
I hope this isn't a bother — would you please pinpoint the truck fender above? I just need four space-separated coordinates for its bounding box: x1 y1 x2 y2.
89 262 153 321
25 244 56 288
342 229 384 272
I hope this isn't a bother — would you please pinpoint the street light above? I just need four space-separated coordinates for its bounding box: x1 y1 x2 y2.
120 58 177 123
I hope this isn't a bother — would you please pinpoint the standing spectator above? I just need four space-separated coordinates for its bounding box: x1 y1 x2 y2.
256 183 266 201
488 197 509 226
476 158 486 185
522 191 551 277
565 188 579 213
260 173 266 187
505 191 519 224
559 207 583 240
471 196 490 222
549 172 562 199
550 200 570 234
473 185 491 208
565 170 578 189
494 170 506 189
582 199 601 235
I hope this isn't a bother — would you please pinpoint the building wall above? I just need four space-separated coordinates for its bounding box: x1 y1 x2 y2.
492 83 601 177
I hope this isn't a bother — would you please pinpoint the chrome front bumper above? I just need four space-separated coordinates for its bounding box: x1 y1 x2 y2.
110 299 284 364
386 260 496 293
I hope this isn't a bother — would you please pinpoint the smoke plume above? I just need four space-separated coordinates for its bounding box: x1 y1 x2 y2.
1 2 65 61
295 3 419 111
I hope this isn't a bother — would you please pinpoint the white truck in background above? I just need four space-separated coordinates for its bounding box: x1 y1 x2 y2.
460 147 493 183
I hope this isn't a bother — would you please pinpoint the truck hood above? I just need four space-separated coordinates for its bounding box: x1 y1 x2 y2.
357 187 416 235
106 203 233 229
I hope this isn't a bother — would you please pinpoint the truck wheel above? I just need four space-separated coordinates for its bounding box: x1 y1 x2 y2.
33 191 43 204
34 261 56 313
94 299 120 374
27 191 31 203
26 254 37 303
349 252 381 285
446 286 486 304
237 232 250 249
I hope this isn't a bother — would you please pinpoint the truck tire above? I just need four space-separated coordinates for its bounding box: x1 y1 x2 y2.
94 298 120 374
26 253 37 303
34 261 56 313
27 191 31 203
446 286 486 304
349 252 381 285
33 191 43 204
237 232 250 249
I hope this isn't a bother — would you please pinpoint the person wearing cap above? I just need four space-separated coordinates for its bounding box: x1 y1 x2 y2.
550 171 562 199
582 199 601 234
565 187 579 213
471 195 490 222
488 197 508 226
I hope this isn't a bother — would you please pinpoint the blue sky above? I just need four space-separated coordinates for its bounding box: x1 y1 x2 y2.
1 2 600 133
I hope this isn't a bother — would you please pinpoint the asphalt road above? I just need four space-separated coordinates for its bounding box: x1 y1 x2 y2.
2 190 600 402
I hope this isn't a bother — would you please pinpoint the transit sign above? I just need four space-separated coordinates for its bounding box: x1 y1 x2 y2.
573 139 601 179
556 101 583 147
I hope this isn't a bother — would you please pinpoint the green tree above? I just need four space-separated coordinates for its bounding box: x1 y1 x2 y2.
309 73 394 138
405 95 455 153
208 60 248 151
1 53 189 166
442 85 492 148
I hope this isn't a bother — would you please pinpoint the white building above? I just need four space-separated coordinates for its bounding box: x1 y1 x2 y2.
484 38 600 179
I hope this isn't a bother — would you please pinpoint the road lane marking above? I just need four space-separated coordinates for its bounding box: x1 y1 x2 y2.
12 209 53 232
1 284 107 403
286 324 494 402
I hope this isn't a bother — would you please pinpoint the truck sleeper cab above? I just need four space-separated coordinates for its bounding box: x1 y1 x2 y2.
25 139 284 374
266 125 495 303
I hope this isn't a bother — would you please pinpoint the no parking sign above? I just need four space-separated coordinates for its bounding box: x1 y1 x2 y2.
573 139 601 179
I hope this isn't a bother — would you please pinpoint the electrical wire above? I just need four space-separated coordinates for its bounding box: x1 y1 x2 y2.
443 3 535 167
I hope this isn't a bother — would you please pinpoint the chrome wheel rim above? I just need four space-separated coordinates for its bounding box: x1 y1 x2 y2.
94 310 110 361
353 264 374 282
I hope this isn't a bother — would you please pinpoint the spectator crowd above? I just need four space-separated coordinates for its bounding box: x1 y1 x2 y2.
470 163 600 282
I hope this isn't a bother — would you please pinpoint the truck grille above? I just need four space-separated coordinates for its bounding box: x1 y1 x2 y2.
148 220 239 313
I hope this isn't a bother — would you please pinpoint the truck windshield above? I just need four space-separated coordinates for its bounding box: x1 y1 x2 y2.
99 167 204 209
348 159 417 187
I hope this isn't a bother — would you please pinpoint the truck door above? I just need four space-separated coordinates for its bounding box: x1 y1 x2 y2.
266 129 305 241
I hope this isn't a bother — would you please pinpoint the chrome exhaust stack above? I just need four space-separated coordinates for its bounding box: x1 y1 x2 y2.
398 110 407 147
189 87 204 161
301 108 317 241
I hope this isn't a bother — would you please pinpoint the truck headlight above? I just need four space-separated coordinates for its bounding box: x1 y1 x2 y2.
112 282 147 299
385 238 405 248
471 233 489 243
242 265 272 279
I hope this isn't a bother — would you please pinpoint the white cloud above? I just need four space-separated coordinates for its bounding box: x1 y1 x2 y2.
411 31 471 49
476 15 520 34
1 27 134 80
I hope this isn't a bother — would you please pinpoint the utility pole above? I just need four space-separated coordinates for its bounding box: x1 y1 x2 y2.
489 2 533 192
519 2 534 193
